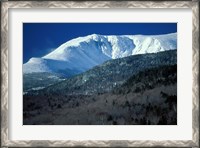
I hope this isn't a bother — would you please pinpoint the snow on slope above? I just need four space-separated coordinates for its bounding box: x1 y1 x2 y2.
23 33 177 75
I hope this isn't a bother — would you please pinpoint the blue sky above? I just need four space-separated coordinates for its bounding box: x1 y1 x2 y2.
23 23 177 63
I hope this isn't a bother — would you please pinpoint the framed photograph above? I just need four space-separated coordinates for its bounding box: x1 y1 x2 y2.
1 1 199 147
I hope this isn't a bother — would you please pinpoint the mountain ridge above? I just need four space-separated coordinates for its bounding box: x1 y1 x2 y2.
23 33 177 76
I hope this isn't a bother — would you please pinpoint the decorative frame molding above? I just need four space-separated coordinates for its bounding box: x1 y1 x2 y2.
1 1 199 147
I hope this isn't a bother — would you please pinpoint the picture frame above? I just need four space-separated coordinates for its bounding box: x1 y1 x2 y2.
1 1 199 147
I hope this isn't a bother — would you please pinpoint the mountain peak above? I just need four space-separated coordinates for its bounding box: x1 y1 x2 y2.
24 33 177 75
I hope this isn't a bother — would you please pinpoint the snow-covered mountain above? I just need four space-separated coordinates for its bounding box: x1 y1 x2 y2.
23 33 177 75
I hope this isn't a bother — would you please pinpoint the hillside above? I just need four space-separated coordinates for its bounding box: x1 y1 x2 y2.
113 64 177 94
23 64 177 125
23 72 66 93
35 50 177 96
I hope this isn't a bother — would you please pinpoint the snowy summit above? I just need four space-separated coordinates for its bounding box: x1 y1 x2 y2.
23 33 177 75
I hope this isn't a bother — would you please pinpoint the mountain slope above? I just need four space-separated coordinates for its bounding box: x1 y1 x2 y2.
23 72 66 93
113 64 177 94
31 50 177 96
23 33 177 76
23 64 177 125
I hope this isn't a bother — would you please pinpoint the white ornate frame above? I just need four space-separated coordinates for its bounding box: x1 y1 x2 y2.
1 1 199 147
